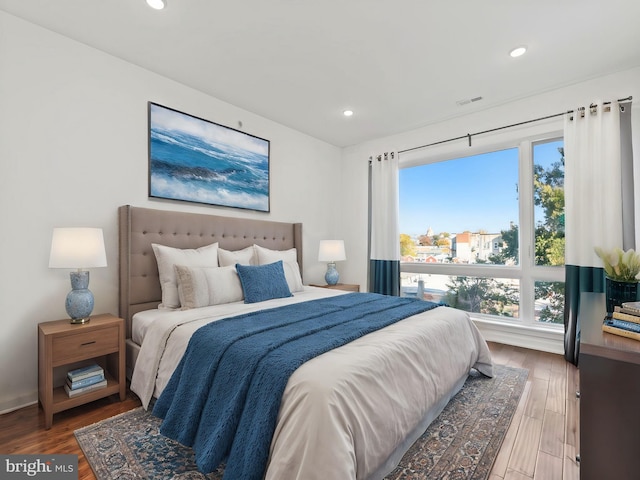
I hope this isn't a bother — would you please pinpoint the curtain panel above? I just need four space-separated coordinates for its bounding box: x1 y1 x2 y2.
368 151 400 296
563 100 634 365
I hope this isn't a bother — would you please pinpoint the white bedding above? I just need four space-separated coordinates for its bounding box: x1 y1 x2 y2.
130 287 493 480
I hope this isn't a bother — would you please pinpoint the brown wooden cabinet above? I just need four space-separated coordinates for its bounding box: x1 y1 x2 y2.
578 293 640 480
38 314 125 429
310 283 360 292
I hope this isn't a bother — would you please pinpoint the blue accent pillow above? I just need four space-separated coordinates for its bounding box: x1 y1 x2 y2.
236 261 293 304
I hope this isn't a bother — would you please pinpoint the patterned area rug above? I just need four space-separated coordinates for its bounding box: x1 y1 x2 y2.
75 365 527 480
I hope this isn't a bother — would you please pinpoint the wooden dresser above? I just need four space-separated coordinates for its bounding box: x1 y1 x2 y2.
578 293 640 480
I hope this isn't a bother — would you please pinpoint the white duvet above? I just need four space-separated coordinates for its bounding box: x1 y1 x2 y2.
131 287 493 480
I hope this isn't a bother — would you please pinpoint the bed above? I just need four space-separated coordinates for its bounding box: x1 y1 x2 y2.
119 205 493 480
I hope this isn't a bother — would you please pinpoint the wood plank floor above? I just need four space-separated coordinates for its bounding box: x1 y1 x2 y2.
0 342 580 480
487 342 580 480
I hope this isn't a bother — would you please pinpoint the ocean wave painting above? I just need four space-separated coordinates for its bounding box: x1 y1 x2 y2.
148 103 270 212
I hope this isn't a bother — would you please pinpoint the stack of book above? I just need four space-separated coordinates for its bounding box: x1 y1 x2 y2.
603 301 640 341
64 364 107 398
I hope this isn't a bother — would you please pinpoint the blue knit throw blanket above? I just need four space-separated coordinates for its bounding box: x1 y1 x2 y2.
153 293 441 480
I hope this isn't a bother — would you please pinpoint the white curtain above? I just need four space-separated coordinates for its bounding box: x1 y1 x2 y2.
564 100 634 364
369 151 400 295
565 101 623 265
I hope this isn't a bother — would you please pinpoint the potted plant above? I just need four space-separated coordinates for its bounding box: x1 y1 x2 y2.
594 247 640 313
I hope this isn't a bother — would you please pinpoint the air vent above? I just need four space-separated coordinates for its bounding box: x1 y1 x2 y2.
456 96 483 107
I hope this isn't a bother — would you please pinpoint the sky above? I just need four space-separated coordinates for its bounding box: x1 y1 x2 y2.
399 140 563 236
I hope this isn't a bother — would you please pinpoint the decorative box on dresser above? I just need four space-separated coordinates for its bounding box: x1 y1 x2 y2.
38 313 126 429
310 283 360 292
578 292 640 480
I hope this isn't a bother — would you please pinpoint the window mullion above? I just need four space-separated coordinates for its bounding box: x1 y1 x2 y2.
518 140 535 325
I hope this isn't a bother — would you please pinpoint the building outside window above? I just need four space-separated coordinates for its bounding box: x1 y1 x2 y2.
399 137 565 326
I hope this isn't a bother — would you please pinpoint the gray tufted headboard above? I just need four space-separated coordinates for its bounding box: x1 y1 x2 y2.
118 205 303 339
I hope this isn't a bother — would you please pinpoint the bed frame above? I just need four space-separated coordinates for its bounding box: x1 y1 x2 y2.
118 205 303 373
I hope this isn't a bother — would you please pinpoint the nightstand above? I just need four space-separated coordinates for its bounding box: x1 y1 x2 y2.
38 313 126 429
310 283 360 292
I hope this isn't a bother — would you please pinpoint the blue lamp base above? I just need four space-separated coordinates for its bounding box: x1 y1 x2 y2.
325 262 339 286
66 271 94 324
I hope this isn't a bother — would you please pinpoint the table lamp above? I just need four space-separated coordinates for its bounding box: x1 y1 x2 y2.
318 240 346 285
49 228 107 324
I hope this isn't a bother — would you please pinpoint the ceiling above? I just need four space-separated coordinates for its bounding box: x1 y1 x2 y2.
2 0 640 147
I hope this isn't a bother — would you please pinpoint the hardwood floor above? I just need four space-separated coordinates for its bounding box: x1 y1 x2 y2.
0 342 580 480
487 342 580 480
0 393 141 479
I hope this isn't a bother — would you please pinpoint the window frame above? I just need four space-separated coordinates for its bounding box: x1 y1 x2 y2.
399 132 565 328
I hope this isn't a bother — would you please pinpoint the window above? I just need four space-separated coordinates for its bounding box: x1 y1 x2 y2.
399 138 565 326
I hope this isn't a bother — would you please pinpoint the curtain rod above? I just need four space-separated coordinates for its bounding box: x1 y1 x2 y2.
398 96 632 155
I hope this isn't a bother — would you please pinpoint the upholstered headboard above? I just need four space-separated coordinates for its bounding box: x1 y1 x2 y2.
118 205 303 339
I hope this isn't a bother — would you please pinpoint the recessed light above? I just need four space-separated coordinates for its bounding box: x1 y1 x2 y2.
146 0 166 10
343 110 354 117
509 46 527 58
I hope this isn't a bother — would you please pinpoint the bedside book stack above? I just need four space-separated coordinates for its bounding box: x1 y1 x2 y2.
602 304 640 341
64 363 107 398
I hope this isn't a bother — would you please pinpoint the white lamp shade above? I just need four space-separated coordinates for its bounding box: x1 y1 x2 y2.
49 228 107 269
318 240 346 262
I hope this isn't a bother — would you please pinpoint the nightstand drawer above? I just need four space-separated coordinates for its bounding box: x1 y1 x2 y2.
52 327 119 365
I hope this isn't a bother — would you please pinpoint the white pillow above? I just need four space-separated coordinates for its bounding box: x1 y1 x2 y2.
174 265 243 309
253 244 303 292
218 245 256 267
152 242 219 309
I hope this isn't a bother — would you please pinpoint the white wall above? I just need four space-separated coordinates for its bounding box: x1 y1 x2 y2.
0 11 342 413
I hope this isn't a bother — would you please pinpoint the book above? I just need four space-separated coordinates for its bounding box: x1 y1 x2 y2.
605 317 640 332
614 305 640 318
66 372 105 390
602 323 640 341
602 317 640 341
67 364 103 382
612 307 640 325
621 301 640 315
64 379 107 398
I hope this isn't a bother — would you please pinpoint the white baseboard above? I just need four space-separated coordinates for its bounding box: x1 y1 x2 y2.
0 396 37 416
472 317 564 355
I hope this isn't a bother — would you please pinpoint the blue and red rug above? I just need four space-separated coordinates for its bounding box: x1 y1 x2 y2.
75 364 527 480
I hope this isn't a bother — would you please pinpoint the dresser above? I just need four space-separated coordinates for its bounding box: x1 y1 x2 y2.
578 293 640 480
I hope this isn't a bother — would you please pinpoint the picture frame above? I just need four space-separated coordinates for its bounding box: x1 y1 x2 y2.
148 102 270 212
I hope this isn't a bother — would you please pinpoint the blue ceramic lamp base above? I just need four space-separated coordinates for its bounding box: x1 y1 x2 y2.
66 271 95 324
325 262 339 286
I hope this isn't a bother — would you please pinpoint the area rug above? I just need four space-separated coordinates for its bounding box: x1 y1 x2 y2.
75 364 527 480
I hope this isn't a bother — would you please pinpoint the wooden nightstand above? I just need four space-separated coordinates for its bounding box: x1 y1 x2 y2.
310 283 360 292
38 313 126 429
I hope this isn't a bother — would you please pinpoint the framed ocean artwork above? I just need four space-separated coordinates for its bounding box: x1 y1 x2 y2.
148 102 270 212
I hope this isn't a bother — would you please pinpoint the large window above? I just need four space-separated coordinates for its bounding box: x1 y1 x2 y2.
399 137 565 326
